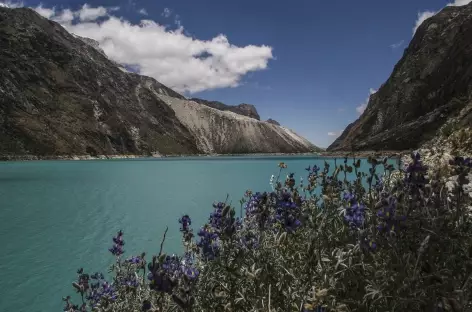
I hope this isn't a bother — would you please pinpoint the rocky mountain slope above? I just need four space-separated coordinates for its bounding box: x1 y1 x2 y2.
159 95 317 154
327 2 472 152
0 7 319 157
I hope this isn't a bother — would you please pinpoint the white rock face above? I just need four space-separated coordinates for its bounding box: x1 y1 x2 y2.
157 94 316 154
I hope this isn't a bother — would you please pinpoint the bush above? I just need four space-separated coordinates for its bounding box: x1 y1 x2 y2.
450 128 472 154
440 122 459 138
62 154 472 312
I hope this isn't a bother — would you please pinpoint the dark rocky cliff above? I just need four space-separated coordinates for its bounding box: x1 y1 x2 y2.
189 98 261 120
327 3 472 152
0 7 198 156
0 7 319 156
266 118 281 126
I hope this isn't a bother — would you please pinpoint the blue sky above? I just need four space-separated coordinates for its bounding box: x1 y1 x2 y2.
1 0 461 147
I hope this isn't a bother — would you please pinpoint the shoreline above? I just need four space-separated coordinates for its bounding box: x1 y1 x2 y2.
0 150 405 162
319 150 406 159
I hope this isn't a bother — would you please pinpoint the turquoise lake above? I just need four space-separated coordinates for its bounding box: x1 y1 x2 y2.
0 156 399 312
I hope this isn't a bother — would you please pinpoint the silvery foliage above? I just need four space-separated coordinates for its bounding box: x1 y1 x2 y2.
63 153 472 312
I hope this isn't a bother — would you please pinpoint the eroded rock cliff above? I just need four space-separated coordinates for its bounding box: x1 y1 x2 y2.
158 95 317 154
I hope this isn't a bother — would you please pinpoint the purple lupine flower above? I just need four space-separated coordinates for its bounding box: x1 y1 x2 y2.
109 244 124 256
274 191 302 233
121 275 139 287
450 156 472 168
86 280 117 307
126 256 142 264
343 192 366 229
361 237 377 253
369 241 377 251
147 265 176 294
465 157 471 167
141 300 152 311
160 254 181 275
377 196 406 233
285 217 302 233
178 215 192 232
179 215 194 243
303 304 326 312
196 225 220 260
343 192 355 202
113 230 125 246
109 230 125 256
239 232 260 249
90 282 100 290
204 201 239 238
374 176 384 191
90 272 104 280
182 266 199 280
403 152 429 189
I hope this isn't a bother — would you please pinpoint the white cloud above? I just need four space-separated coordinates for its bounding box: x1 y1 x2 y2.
356 104 367 115
138 8 147 15
356 88 377 115
35 4 56 18
337 108 345 113
32 4 114 23
389 40 404 49
413 0 472 35
1 2 273 94
174 14 181 27
162 7 171 18
412 10 436 35
53 8 74 23
327 131 341 136
78 4 108 21
0 0 22 7
447 0 472 6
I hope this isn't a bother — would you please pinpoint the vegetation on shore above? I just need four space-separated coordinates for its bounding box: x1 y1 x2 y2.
62 152 472 312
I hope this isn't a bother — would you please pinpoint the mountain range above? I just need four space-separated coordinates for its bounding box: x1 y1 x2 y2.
0 7 320 158
2 2 472 158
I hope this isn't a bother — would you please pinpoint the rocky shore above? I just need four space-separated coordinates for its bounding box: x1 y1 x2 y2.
319 150 405 159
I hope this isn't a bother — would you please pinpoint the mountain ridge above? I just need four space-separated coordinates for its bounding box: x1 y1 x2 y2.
189 98 261 121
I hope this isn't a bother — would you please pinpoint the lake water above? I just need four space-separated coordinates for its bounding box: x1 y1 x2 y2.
0 156 399 312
